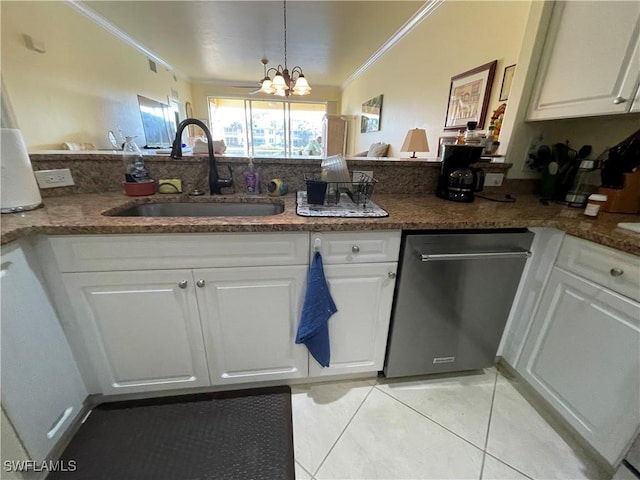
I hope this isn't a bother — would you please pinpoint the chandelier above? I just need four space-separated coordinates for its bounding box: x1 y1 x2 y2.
259 0 311 96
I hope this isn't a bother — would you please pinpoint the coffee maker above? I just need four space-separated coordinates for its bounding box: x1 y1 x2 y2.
437 145 485 202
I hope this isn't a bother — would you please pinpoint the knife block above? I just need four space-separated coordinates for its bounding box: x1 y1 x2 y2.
598 170 640 214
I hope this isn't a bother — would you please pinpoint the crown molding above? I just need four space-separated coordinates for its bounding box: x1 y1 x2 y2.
341 0 445 89
65 0 187 81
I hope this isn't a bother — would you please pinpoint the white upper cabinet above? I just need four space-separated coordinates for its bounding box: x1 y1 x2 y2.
528 1 640 120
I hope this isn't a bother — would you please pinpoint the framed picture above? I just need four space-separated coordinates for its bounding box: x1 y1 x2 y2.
443 60 497 131
437 136 457 158
499 64 516 101
361 94 383 133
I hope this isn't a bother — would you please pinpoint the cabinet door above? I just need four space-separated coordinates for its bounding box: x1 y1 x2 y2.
195 266 308 384
62 270 209 395
1 243 87 462
520 267 640 465
308 263 397 377
528 1 640 120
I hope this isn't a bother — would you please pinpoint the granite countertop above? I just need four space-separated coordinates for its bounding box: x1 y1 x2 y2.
1 192 639 255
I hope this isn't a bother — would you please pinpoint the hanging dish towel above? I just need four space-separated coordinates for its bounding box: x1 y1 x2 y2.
295 251 337 367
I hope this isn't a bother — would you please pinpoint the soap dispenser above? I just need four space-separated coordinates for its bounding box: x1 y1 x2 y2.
244 157 259 194
122 136 150 183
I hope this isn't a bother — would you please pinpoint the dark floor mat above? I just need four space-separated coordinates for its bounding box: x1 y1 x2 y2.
47 386 294 480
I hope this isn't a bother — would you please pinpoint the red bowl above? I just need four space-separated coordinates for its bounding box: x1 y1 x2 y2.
123 181 156 196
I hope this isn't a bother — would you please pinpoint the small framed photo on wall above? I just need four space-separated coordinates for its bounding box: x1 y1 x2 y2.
499 64 516 102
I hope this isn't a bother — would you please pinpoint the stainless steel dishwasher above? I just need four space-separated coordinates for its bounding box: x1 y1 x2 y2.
384 230 533 378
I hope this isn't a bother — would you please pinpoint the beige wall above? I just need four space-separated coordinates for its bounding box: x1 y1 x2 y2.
1 1 192 150
341 1 531 160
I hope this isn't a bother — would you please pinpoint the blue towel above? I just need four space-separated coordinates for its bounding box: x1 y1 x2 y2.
296 251 337 367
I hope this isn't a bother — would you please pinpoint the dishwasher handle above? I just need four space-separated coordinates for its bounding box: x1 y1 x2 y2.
419 250 532 261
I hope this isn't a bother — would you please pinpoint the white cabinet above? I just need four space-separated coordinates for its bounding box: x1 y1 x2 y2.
518 235 640 466
309 263 397 377
1 241 87 461
50 233 310 395
61 270 210 395
195 266 308 385
308 231 400 377
528 1 640 120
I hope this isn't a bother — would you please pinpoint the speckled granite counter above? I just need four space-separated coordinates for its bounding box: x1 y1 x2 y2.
2 192 639 255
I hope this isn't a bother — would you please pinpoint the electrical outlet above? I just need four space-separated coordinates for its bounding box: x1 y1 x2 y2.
352 170 374 183
34 169 75 188
484 173 504 187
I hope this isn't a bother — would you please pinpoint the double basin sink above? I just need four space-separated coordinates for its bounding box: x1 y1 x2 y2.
106 199 284 217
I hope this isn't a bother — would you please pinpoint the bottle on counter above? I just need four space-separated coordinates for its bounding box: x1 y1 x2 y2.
244 157 259 194
584 194 607 217
483 125 495 155
456 129 465 145
463 121 481 146
122 136 151 183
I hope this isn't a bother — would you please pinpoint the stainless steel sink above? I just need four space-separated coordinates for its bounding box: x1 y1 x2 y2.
107 201 284 217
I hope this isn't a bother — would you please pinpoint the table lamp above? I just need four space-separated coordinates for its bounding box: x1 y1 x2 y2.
401 128 429 158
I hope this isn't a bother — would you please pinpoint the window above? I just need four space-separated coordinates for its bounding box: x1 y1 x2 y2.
208 97 326 158
137 95 174 148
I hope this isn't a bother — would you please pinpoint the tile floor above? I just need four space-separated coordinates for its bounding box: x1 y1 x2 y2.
291 368 610 480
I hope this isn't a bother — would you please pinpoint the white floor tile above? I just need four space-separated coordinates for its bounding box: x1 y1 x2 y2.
482 454 531 480
292 380 373 475
486 376 606 480
377 369 497 448
295 460 313 480
315 388 484 479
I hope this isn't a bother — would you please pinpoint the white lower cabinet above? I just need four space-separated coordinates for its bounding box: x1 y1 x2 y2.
53 232 311 395
62 270 210 395
519 266 640 465
308 231 401 376
308 262 397 377
195 266 308 384
1 241 87 462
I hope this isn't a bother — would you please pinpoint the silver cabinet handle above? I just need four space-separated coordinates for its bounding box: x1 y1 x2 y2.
613 97 627 105
388 272 396 279
610 268 624 277
178 280 188 289
352 245 360 253
196 280 206 288
420 250 531 261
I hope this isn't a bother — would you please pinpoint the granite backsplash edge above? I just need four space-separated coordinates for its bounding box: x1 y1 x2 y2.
29 154 535 197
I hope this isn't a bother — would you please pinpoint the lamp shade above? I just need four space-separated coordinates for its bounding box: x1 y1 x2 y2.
401 128 429 158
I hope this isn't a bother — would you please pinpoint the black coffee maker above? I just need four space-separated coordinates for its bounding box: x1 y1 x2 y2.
437 145 485 202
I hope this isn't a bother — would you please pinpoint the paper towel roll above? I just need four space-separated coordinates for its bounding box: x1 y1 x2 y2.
1 128 42 213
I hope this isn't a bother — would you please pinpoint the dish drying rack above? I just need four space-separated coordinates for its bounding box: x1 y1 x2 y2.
305 172 378 207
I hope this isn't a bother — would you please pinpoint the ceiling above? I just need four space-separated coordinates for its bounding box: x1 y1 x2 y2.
79 1 426 87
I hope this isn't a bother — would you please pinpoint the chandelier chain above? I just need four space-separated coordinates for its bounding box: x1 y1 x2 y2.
283 0 287 69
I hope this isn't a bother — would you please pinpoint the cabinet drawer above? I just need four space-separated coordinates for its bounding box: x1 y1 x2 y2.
556 235 640 301
50 232 310 272
311 231 401 264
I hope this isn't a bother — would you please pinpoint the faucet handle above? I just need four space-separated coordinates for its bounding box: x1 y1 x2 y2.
216 165 235 192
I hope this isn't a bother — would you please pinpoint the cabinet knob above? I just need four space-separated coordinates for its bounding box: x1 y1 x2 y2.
196 279 206 288
613 96 627 105
388 272 396 279
352 245 360 253
610 268 624 277
178 280 188 289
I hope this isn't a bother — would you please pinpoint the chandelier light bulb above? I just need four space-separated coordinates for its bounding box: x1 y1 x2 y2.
272 73 287 89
